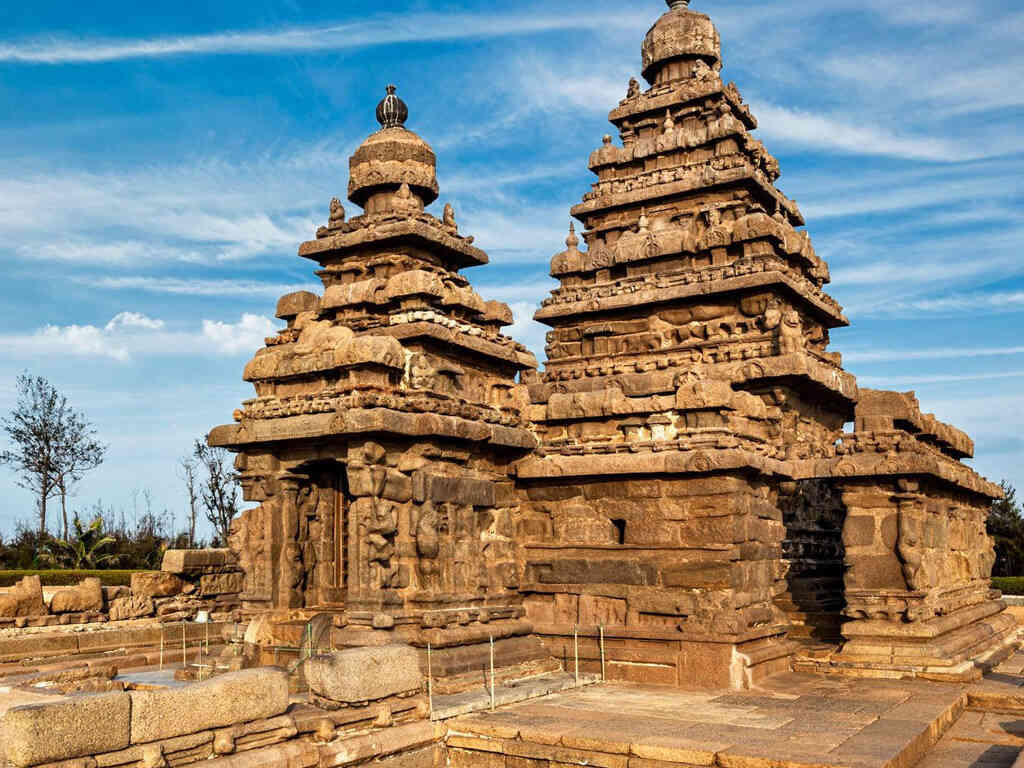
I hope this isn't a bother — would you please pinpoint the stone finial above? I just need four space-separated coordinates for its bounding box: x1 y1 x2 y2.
376 84 409 129
667 0 690 8
566 222 580 250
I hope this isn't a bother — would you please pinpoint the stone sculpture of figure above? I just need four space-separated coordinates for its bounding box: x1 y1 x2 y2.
414 500 441 592
329 197 345 227
452 505 477 591
409 353 437 390
393 182 419 213
778 310 804 354
284 542 305 608
443 203 457 232
691 59 715 83
657 111 676 152
761 297 783 332
626 77 640 100
366 498 398 589
897 502 928 591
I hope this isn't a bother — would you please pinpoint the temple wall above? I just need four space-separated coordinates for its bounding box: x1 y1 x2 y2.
516 473 792 688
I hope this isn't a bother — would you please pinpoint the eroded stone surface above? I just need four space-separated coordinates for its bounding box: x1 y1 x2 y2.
305 645 422 704
2 691 131 767
128 668 290 744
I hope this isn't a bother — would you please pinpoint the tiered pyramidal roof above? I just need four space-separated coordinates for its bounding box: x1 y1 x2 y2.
524 0 858 478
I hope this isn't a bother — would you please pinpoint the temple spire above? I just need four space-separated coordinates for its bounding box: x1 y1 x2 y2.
667 0 690 8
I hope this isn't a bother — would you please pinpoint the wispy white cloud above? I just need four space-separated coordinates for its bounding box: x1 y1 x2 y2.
751 102 969 162
105 312 165 332
860 370 1024 387
201 314 276 356
0 11 649 65
857 290 1024 317
0 312 276 362
78 276 316 297
845 345 1024 364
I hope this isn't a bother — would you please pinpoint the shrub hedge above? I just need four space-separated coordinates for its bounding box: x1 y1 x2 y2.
0 570 139 587
993 577 1024 595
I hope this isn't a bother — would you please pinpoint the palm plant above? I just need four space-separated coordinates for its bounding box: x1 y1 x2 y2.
39 515 120 570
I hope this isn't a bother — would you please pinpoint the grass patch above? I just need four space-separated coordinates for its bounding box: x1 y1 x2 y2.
0 570 140 587
993 577 1024 595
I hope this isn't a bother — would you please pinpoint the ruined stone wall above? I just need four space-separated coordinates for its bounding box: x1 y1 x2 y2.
0 550 243 628
1 665 437 768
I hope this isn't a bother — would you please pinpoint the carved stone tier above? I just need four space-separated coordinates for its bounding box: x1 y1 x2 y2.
303 214 489 270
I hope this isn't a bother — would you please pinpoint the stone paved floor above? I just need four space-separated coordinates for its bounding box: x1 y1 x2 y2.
450 672 969 767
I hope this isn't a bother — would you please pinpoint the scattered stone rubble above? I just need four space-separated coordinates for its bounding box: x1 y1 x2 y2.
0 549 244 628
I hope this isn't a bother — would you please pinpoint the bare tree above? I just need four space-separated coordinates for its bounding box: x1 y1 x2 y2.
53 407 107 541
178 456 200 548
193 440 239 546
0 374 105 538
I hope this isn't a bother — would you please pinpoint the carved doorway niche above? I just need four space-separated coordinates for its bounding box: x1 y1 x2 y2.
296 460 350 610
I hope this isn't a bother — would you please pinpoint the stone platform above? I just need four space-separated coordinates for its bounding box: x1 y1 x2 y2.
448 673 971 768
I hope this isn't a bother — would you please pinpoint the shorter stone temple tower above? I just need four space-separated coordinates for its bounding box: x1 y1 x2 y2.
210 87 551 687
211 0 1015 690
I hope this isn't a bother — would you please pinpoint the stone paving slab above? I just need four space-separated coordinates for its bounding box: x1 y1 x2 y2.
448 673 969 768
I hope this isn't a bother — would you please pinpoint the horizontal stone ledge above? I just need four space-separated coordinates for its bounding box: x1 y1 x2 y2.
523 543 736 552
210 409 536 451
842 599 1007 641
299 218 489 269
789 450 1003 499
530 622 788 645
162 548 237 574
516 447 785 480
384 321 537 369
534 269 846 326
317 721 438 768
570 164 800 224
202 740 319 768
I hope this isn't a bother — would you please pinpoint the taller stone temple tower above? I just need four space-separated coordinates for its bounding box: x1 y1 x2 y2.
212 1 1014 690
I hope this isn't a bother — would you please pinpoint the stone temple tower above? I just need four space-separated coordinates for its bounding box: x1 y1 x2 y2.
514 0 1011 688
211 87 553 686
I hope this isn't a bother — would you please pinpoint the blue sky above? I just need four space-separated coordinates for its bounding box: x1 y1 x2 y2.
0 0 1021 539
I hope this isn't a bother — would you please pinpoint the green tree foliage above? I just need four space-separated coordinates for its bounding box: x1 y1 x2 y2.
988 481 1024 577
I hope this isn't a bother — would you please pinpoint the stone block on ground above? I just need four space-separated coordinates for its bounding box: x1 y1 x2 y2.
128 667 290 744
0 575 47 618
305 645 423 705
49 577 104 614
2 691 131 767
161 548 237 574
131 571 184 598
